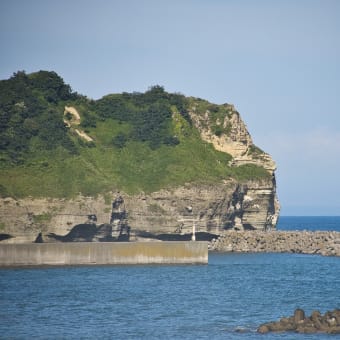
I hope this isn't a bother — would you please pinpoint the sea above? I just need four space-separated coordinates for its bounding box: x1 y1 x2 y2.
0 216 339 339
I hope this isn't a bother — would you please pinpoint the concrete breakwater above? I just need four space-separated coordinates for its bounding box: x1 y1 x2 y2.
0 241 208 266
210 231 340 256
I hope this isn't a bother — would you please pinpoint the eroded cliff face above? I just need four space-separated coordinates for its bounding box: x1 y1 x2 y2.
188 102 280 228
0 102 279 243
189 104 276 173
0 180 278 243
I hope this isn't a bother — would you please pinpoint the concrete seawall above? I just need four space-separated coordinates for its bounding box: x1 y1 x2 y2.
0 241 208 266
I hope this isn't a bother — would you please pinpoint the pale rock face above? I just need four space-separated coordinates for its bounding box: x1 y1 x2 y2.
190 110 251 158
64 106 93 141
189 107 276 173
0 178 279 243
0 195 111 243
188 103 280 228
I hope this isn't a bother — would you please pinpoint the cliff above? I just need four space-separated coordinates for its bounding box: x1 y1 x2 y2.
0 71 279 243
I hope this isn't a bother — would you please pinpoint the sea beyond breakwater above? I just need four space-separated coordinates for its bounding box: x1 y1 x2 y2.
209 230 340 256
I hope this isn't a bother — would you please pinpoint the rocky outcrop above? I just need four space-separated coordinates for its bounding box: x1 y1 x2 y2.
258 309 340 334
124 180 278 236
64 106 93 142
189 104 277 173
210 230 340 256
227 182 279 231
190 105 252 158
0 102 280 243
188 102 279 229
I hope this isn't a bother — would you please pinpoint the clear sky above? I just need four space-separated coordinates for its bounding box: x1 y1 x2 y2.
1 0 339 215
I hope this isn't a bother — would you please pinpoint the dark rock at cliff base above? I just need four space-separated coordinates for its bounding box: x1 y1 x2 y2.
43 223 129 242
257 309 340 334
0 234 12 241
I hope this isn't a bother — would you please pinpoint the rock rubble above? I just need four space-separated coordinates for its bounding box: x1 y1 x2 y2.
209 230 340 256
257 308 340 334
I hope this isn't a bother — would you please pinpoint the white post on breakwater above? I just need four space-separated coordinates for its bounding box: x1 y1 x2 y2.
192 221 196 241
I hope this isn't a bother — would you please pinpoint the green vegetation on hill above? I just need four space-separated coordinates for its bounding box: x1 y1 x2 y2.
0 70 78 164
0 71 270 198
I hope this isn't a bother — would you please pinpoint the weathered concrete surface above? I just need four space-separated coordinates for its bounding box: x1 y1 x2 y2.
210 230 340 256
0 241 208 266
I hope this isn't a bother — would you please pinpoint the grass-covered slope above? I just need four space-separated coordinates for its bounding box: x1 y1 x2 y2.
0 71 269 198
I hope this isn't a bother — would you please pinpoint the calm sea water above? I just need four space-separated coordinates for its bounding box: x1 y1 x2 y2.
278 216 340 231
1 217 339 339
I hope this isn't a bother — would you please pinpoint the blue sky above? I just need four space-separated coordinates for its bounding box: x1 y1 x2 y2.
1 0 339 215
